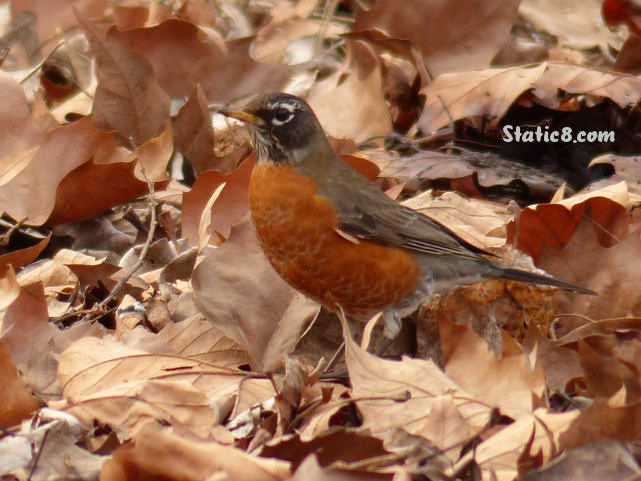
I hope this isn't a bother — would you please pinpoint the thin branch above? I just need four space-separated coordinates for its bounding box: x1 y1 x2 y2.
81 167 157 323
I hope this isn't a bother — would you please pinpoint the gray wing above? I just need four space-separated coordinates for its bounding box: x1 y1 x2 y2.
316 159 490 260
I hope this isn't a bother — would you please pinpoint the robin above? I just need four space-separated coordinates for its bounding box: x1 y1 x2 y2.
220 93 595 338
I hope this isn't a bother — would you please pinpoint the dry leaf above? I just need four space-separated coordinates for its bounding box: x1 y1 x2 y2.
342 314 492 459
192 217 319 371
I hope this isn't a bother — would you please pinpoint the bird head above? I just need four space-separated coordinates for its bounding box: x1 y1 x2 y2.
219 93 331 166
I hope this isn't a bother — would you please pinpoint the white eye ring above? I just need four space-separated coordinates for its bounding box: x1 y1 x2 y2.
272 107 294 126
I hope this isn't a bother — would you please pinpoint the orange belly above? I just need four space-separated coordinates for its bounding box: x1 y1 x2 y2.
249 163 421 319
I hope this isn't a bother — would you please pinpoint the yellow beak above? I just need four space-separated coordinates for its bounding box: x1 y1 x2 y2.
218 108 265 127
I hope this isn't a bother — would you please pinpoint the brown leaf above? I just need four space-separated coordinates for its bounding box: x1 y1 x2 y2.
523 323 583 393
560 399 641 450
0 232 51 274
519 441 641 481
78 14 170 144
192 217 319 371
578 340 641 402
538 217 641 320
353 0 519 77
440 319 546 421
47 146 149 226
173 84 216 177
0 116 128 226
109 20 291 103
0 72 43 158
0 279 93 399
509 182 631 262
11 0 108 54
182 156 254 246
342 315 492 457
100 426 290 481
0 340 39 428
292 453 391 481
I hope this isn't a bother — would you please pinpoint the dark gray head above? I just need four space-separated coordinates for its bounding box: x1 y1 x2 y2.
220 92 330 165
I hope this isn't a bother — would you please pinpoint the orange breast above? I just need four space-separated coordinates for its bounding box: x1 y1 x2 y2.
248 163 421 319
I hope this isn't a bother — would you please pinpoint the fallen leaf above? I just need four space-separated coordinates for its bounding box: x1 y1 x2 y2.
0 340 39 428
353 0 519 77
342 314 492 459
100 425 290 481
191 216 318 371
440 319 546 421
308 49 392 143
520 441 641 481
110 20 291 102
78 14 171 145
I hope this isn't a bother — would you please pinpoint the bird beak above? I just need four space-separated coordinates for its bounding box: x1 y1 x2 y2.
218 108 265 127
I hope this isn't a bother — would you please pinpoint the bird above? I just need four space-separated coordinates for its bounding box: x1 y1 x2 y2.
219 93 596 339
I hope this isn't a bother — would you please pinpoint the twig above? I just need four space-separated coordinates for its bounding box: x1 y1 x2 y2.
315 0 340 59
27 427 50 481
0 217 27 247
83 168 157 322
0 48 9 68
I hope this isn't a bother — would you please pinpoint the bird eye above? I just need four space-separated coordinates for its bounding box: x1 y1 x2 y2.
273 107 294 125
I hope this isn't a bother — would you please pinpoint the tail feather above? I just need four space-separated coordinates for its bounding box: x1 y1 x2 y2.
497 267 597 295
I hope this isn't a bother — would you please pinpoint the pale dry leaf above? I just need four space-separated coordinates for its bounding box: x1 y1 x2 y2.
129 123 173 183
57 335 247 438
419 63 641 132
531 63 641 109
474 408 579 481
441 321 546 421
418 63 548 133
520 441 641 481
0 70 43 161
402 190 513 250
0 266 20 310
0 408 105 480
519 0 626 52
100 425 290 481
588 154 641 195
308 55 392 143
291 453 386 481
157 314 250 367
342 316 492 459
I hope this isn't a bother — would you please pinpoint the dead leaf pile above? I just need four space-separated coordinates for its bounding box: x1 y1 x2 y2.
1 1 641 481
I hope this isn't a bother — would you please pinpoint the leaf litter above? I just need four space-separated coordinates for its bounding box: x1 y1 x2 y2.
0 1 640 480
